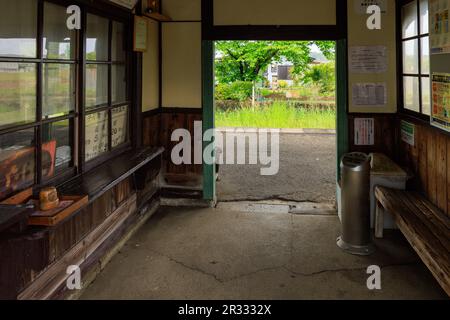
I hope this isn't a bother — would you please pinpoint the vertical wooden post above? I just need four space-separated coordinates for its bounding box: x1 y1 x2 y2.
336 39 349 182
202 40 216 202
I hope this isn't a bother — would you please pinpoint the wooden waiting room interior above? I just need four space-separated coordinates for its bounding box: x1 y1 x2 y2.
0 0 449 299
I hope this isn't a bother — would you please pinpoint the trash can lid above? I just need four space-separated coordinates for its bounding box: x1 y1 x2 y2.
341 152 370 169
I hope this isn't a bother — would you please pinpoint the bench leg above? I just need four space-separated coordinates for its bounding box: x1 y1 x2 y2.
375 201 384 239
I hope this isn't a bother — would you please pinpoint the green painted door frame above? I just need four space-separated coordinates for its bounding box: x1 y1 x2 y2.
202 40 216 201
335 39 349 181
201 39 348 200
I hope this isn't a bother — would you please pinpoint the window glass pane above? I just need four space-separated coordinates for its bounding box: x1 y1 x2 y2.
0 62 36 128
42 120 73 178
43 2 76 60
422 77 431 115
86 14 109 61
42 64 75 118
403 39 419 74
420 0 429 34
112 21 125 62
421 37 430 75
85 64 108 109
404 76 420 112
0 0 37 58
0 128 35 200
112 65 126 103
402 1 418 38
85 111 108 161
112 105 128 148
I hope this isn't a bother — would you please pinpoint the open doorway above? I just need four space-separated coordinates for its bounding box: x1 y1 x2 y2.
213 40 337 206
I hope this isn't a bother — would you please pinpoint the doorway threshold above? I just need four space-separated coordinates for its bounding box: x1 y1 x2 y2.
216 200 336 216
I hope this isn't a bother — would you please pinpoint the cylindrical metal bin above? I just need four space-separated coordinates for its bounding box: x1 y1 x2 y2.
337 152 375 255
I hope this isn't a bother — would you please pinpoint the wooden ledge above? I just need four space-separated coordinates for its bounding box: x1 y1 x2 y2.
58 147 164 203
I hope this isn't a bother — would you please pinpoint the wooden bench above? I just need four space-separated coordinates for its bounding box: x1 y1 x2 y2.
374 186 450 296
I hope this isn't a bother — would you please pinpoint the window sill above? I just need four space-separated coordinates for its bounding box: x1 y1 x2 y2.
57 146 164 203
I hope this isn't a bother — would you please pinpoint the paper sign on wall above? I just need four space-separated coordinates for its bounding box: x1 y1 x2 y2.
354 118 375 146
401 121 415 146
349 46 388 73
134 16 148 52
352 83 387 106
431 73 450 131
430 0 450 54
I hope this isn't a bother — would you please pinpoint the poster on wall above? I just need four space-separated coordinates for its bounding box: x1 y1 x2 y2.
430 0 450 54
354 118 375 146
352 83 387 106
349 46 388 73
431 73 450 131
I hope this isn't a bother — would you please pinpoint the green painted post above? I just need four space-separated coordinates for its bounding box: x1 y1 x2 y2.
202 40 216 201
336 39 349 182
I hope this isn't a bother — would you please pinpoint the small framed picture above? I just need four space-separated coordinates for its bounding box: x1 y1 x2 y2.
133 16 148 52
147 0 160 13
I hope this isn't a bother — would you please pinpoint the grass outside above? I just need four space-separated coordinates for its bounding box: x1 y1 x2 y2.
215 102 336 130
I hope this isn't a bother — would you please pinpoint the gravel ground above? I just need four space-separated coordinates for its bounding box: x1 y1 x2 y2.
216 132 337 204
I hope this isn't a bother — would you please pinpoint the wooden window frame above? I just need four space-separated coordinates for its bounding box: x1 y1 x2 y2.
0 0 136 196
397 0 430 122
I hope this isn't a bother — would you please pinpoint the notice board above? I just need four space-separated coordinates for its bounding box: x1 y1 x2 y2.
430 0 450 131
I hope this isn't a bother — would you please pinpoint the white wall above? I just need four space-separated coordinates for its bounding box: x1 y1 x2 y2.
162 22 202 108
347 0 397 113
214 0 336 25
142 18 159 112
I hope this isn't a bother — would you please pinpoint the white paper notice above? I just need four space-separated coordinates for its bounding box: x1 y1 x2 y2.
354 118 375 146
352 83 387 106
349 46 388 73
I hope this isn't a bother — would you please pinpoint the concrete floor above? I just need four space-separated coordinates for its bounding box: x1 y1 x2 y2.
217 133 336 203
81 205 447 299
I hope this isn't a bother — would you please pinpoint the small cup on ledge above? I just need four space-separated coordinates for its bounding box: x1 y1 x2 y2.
39 187 60 211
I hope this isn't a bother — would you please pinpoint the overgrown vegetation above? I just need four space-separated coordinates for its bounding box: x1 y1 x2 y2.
216 102 336 129
214 41 336 129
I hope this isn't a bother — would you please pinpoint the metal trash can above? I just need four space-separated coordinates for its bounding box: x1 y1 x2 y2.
337 152 375 255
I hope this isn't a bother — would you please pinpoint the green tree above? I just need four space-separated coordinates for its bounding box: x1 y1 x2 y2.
302 62 336 94
215 41 335 104
215 41 335 84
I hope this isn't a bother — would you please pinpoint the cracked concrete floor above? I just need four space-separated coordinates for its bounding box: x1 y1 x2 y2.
216 133 336 203
80 206 447 300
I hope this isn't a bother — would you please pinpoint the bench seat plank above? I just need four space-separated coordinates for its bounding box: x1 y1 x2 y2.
375 186 450 296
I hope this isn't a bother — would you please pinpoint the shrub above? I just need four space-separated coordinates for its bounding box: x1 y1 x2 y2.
278 80 288 89
302 62 335 95
215 81 253 101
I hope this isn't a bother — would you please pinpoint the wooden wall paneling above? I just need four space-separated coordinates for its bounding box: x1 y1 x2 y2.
186 113 203 175
165 113 187 175
417 125 429 194
436 133 448 214
0 230 49 299
48 217 76 264
115 178 132 207
91 190 114 227
74 206 93 245
447 138 450 217
409 125 419 173
427 129 437 205
17 194 138 300
142 114 161 147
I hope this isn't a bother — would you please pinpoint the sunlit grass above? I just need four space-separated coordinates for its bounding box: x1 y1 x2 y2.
215 102 336 129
